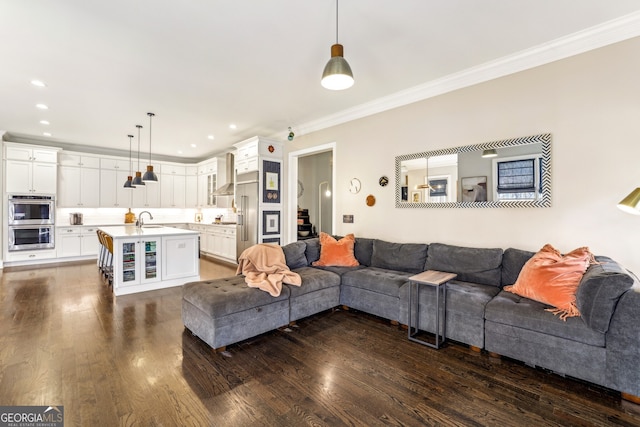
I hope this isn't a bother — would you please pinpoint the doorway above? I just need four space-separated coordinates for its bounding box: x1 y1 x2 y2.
287 143 336 244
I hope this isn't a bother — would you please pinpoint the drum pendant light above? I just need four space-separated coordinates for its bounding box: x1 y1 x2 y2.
132 124 145 187
142 112 158 183
321 0 354 90
123 134 135 189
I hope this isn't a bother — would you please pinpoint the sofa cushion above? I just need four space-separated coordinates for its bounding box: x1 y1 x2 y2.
282 241 308 270
354 237 375 266
504 244 593 320
485 290 605 347
313 232 360 267
288 266 342 297
501 248 535 287
426 243 503 287
342 267 412 297
370 240 428 274
304 238 321 265
183 276 290 317
575 256 636 333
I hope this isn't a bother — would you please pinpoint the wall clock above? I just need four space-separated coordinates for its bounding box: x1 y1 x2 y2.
349 178 361 194
379 176 389 187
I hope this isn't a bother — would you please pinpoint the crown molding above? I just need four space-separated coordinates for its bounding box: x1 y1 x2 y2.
298 10 640 137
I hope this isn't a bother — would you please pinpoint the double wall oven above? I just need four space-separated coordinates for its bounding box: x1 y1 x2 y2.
7 195 55 251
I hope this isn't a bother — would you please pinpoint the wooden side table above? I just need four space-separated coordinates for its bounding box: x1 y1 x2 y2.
408 270 457 349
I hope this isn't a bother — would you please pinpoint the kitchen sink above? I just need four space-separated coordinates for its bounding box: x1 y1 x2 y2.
142 225 164 228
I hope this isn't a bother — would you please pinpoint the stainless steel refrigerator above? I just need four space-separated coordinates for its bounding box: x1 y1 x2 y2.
236 171 259 258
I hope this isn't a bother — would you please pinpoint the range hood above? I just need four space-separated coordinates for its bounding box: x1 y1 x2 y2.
213 152 235 196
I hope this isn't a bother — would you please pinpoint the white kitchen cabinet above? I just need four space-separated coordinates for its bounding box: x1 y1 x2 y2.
58 164 100 207
132 181 160 208
185 174 198 208
115 237 162 288
59 152 100 168
6 160 58 195
197 161 217 208
57 226 99 258
100 168 132 208
211 225 236 262
6 145 58 163
162 234 199 280
100 156 131 171
160 173 186 208
4 143 58 194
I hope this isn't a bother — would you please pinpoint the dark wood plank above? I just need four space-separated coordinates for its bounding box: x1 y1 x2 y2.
1 260 640 426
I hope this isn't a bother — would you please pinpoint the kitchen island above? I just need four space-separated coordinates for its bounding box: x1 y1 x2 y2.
100 226 200 296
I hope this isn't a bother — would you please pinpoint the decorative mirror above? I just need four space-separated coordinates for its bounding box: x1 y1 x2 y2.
395 133 551 208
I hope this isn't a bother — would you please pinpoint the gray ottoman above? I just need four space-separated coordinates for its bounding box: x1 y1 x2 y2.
182 276 291 351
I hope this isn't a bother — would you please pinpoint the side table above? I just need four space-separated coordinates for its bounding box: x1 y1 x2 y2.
408 270 457 349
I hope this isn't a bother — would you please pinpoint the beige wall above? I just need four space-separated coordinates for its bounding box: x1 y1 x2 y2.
284 36 640 275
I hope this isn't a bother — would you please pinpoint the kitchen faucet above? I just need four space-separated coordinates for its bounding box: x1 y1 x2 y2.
136 211 153 228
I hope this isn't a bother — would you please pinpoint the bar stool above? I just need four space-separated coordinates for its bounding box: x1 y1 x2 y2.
103 233 114 286
96 230 107 274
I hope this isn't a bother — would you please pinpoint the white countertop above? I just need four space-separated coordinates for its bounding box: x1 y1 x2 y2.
98 225 199 238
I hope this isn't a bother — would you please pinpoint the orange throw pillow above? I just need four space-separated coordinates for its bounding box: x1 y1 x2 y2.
312 232 360 267
504 244 595 320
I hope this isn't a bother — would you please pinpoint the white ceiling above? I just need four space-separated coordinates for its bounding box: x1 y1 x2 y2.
1 1 640 162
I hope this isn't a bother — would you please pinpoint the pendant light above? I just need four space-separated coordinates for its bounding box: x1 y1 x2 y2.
132 124 145 187
142 112 158 183
123 134 135 189
321 0 354 90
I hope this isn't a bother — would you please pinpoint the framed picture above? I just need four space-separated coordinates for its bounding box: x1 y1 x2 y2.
263 160 281 203
263 211 280 235
262 237 281 245
411 191 422 203
461 176 488 202
266 172 278 190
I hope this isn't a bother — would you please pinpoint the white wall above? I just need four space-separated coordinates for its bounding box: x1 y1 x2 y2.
284 36 640 275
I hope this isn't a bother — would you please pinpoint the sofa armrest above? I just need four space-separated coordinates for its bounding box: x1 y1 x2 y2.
606 287 640 396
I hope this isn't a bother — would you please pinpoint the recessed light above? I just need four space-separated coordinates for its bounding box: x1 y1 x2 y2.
229 124 237 130
31 80 47 87
40 120 50 125
43 132 52 137
36 104 48 110
177 150 183 154
207 135 214 140
190 143 197 148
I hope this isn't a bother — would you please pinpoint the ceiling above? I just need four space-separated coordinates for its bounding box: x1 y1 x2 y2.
2 1 640 162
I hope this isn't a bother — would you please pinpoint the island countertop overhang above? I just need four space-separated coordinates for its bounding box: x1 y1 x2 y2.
98 225 199 238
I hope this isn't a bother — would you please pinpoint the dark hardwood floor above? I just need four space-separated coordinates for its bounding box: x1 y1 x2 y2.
1 260 639 426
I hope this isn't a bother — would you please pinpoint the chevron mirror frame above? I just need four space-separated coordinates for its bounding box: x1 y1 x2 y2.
395 133 551 209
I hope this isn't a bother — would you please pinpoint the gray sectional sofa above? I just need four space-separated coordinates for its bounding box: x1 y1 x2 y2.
182 237 640 401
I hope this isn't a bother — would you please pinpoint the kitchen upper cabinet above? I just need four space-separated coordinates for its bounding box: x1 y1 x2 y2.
100 156 131 171
160 173 186 208
5 143 58 195
185 167 198 208
59 152 100 168
58 152 100 207
132 182 160 208
58 165 100 207
197 161 217 208
6 160 57 195
100 168 132 208
6 145 58 163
